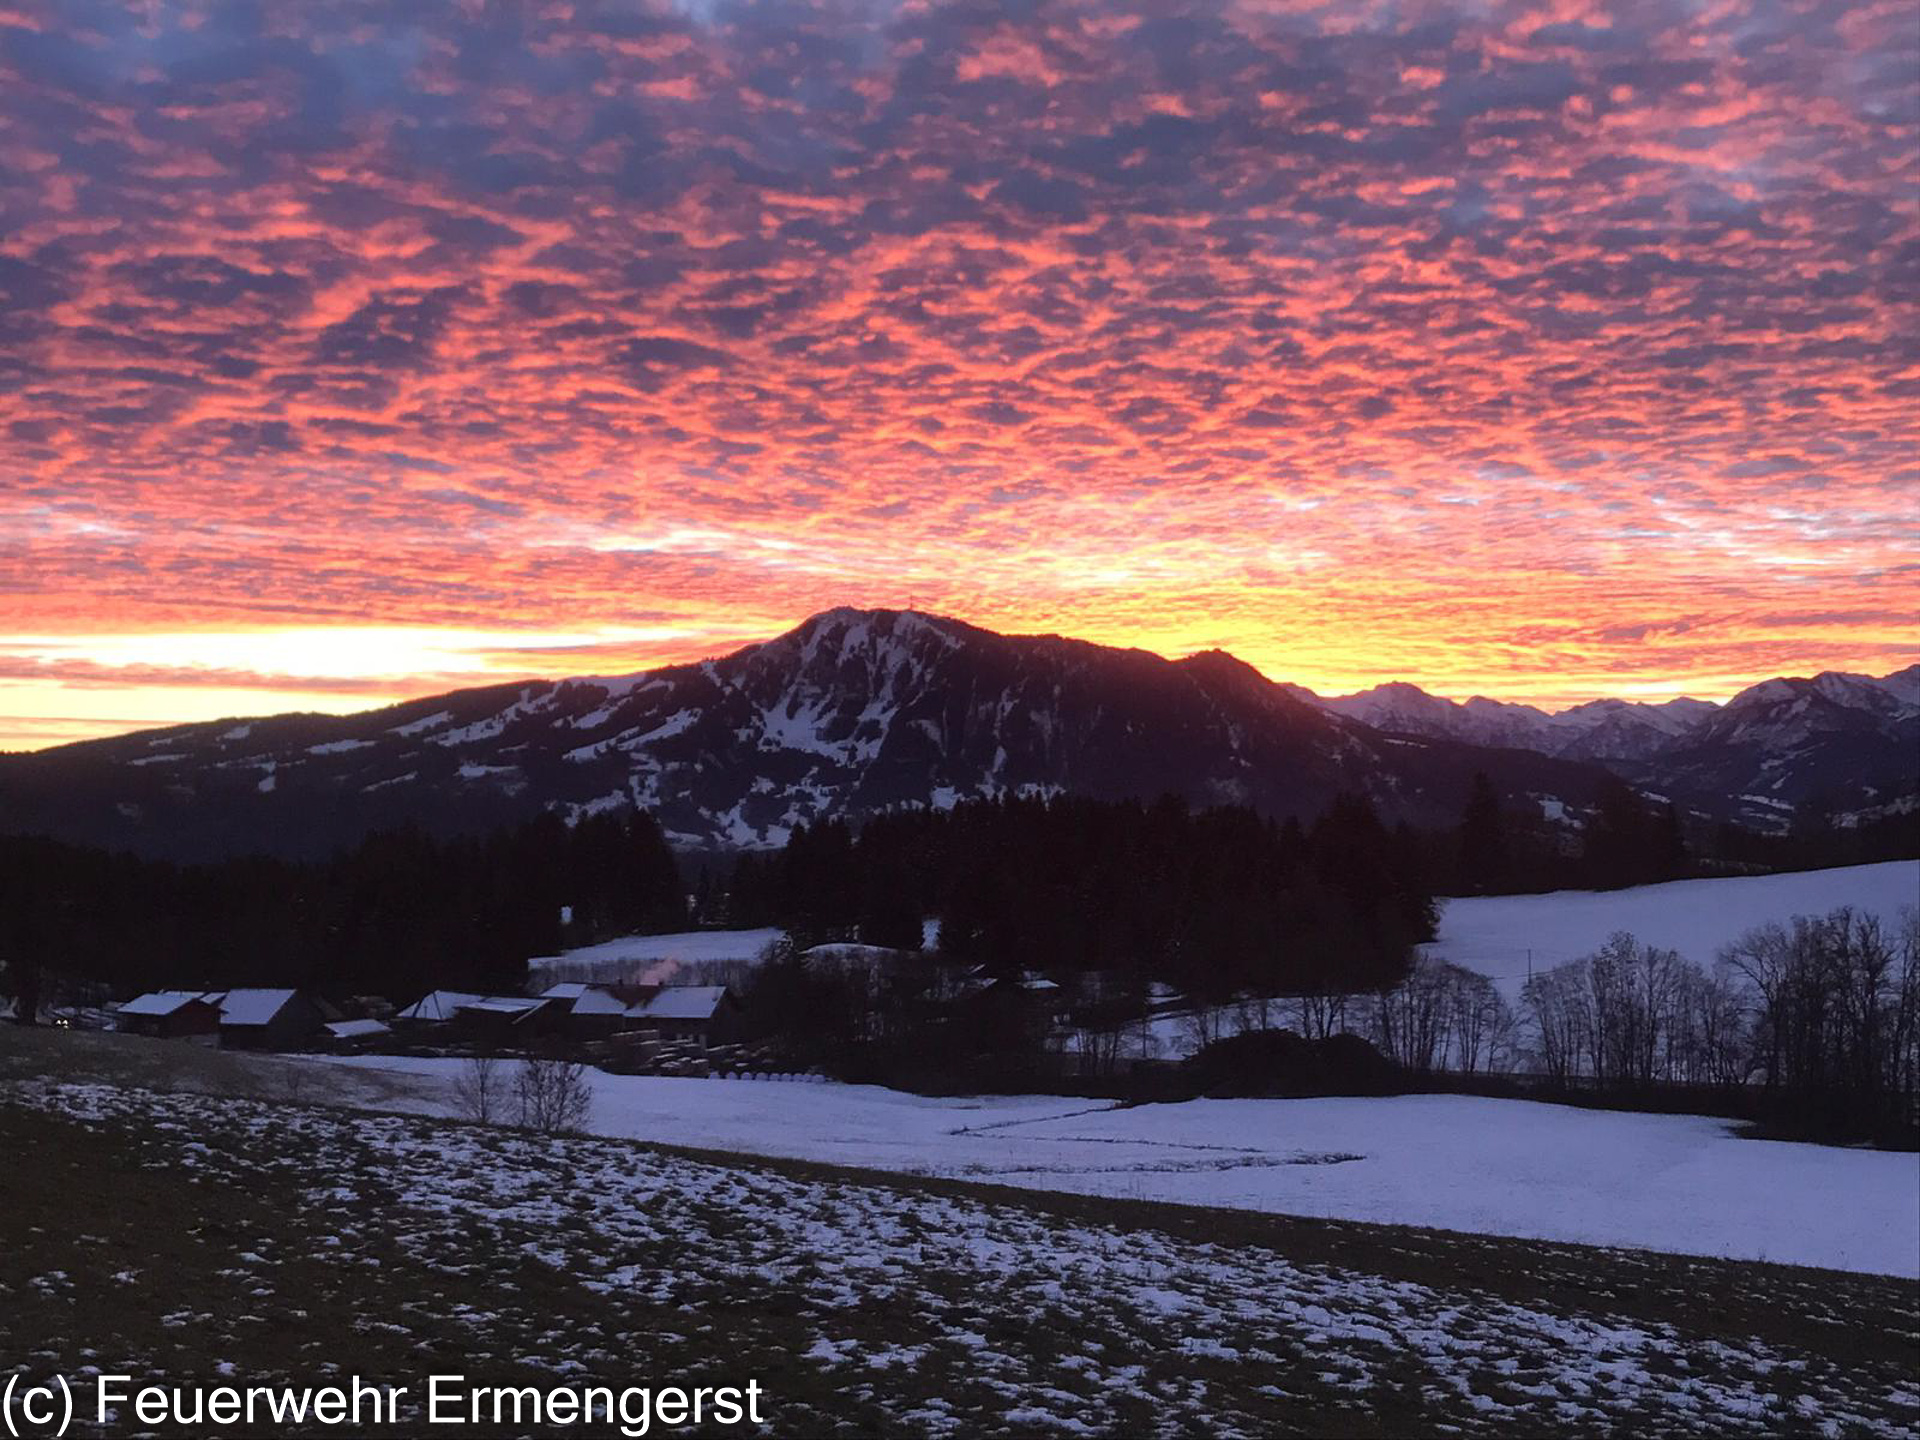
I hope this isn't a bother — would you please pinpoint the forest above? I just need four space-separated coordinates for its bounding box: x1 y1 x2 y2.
0 810 683 1004
0 770 1902 1024
724 792 1437 999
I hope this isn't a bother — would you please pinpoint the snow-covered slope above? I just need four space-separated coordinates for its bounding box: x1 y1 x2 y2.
528 927 785 984
323 1058 1920 1277
1424 860 1920 1001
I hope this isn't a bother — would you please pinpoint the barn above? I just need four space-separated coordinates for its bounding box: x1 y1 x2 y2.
214 989 326 1050
540 981 654 1037
448 994 559 1042
392 991 487 1027
114 991 223 1041
624 985 743 1048
323 1017 392 1049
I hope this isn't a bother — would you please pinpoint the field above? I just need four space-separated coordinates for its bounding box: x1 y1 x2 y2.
1426 860 1920 1001
5 1043 1917 1438
328 1057 1920 1278
528 927 785 984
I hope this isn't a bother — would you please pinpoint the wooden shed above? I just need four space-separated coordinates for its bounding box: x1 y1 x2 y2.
624 985 743 1048
212 989 326 1050
114 991 223 1041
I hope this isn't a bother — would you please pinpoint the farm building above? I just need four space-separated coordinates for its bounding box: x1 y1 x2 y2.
447 994 559 1041
114 988 325 1049
323 1017 391 1048
115 991 223 1041
625 985 743 1047
539 981 655 1037
392 991 487 1026
214 989 326 1050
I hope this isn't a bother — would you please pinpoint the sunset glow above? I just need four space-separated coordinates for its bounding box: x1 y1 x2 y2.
2 0 1915 750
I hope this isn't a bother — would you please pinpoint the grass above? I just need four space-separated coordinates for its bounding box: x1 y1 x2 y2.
4 1027 1917 1437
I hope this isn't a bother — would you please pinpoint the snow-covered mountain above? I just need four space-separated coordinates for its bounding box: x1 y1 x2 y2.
1305 669 1913 760
0 608 1619 860
1297 664 1918 833
0 610 1911 859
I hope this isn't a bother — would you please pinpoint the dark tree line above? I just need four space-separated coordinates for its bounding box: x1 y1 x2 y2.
1447 772 1689 895
1445 768 1918 897
726 793 1437 1000
0 810 683 1003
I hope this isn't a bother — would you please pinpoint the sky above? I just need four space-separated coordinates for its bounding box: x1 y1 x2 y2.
1 0 1915 750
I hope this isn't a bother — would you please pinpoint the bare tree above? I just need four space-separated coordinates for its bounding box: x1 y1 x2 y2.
1372 956 1454 1073
1893 910 1920 1114
1583 932 1686 1086
1290 987 1349 1043
1672 963 1748 1087
1523 959 1591 1085
514 1057 593 1134
1448 970 1513 1075
1721 906 1919 1138
452 1054 508 1124
1180 1002 1230 1054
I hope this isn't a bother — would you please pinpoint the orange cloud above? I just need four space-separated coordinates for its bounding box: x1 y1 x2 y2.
0 0 1914 748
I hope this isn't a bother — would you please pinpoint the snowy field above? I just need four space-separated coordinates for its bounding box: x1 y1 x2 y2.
324 1059 1919 1278
16 1079 1916 1438
528 926 783 983
1426 860 1919 1001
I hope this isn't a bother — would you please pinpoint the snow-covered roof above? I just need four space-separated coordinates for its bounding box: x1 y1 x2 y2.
325 1018 390 1040
570 987 633 1016
801 942 906 961
540 981 592 1000
395 990 486 1022
458 995 547 1016
116 990 218 1018
628 985 730 1021
215 988 300 1026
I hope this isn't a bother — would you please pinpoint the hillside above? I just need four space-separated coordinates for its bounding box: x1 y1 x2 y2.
5 1042 1916 1437
1425 859 1920 1001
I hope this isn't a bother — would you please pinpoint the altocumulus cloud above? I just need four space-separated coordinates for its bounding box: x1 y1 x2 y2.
0 0 1914 725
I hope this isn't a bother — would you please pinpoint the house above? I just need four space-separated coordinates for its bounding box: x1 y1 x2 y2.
393 990 488 1026
624 985 743 1047
323 1017 391 1047
448 994 558 1042
539 981 656 1037
214 988 326 1050
115 991 223 1041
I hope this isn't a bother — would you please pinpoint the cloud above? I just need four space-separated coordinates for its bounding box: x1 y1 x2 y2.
0 0 1913 745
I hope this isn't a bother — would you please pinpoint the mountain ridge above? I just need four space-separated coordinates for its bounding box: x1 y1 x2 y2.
1 609 1913 860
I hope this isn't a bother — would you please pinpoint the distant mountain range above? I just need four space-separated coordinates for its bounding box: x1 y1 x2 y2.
1287 664 1919 837
1 608 1913 860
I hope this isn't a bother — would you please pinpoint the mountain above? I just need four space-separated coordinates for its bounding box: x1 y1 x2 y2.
1616 669 1920 833
1311 683 1717 762
1 609 1911 860
0 608 1624 861
1295 665 1920 831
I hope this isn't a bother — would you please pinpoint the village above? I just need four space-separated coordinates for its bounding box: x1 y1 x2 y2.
104 975 759 1077
80 923 1103 1092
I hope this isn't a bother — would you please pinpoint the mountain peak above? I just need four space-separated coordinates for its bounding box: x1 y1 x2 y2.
2 610 1911 860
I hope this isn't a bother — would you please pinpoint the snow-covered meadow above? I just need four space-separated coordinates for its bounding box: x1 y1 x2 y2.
323 1058 1920 1278
13 1079 1917 1438
1426 860 1918 1001
528 926 783 984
